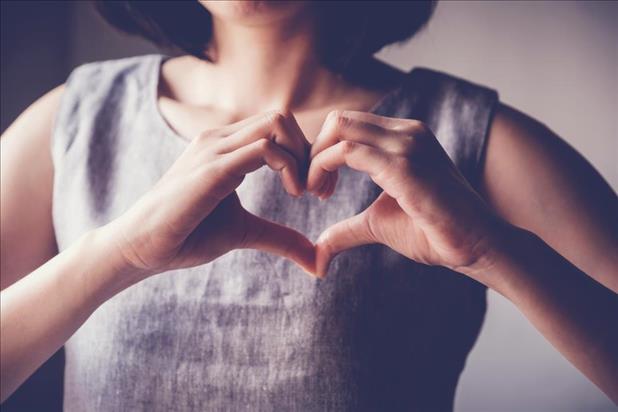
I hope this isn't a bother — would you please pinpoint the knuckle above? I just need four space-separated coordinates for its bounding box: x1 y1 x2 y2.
265 110 287 127
325 110 339 122
393 156 412 172
413 120 431 135
340 140 357 155
277 107 293 118
327 110 350 130
400 135 419 155
399 119 425 134
256 137 274 151
210 139 228 155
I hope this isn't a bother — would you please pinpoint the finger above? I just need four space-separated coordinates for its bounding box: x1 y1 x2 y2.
221 138 303 197
211 111 272 136
331 110 423 132
307 140 395 195
317 169 338 200
322 170 339 199
241 210 317 276
310 110 411 160
309 111 413 195
315 210 375 278
216 111 309 174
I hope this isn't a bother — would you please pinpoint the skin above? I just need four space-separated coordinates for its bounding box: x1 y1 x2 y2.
1 0 617 404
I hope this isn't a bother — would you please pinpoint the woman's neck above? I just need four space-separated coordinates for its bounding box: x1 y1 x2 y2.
189 12 347 115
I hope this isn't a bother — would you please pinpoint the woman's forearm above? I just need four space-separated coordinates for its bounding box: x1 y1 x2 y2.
463 225 618 403
0 226 142 402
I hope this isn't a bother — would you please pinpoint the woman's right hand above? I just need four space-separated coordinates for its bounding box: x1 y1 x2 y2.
103 110 315 280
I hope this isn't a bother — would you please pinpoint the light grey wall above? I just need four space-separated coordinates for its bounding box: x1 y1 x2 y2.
1 1 616 411
376 1 617 411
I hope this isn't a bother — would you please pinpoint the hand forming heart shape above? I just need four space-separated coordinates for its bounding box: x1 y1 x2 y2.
106 109 506 283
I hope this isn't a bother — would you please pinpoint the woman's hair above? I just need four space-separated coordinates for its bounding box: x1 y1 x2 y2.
95 1 436 72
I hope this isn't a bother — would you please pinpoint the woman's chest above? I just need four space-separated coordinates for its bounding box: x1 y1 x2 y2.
61 140 485 410
157 94 376 144
64 165 397 407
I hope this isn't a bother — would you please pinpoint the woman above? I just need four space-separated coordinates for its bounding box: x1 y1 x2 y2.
1 1 616 410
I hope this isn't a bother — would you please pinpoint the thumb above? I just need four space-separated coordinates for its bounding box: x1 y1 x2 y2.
315 211 376 278
241 211 317 276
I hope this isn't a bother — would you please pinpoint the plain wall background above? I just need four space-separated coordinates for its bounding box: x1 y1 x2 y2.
1 1 616 411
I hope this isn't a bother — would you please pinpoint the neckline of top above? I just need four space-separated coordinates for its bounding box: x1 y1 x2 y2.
148 54 412 144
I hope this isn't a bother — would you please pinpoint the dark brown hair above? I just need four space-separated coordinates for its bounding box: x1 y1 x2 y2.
95 1 436 72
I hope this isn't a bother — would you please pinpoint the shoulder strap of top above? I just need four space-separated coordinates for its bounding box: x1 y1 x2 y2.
374 67 499 190
50 54 162 170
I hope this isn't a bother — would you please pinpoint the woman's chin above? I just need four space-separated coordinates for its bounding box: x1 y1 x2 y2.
198 0 309 26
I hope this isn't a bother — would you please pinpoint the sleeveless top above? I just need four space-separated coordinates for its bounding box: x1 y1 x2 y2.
51 54 498 411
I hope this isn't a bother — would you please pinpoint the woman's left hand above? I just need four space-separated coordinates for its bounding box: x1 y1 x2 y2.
308 110 509 277
309 111 618 403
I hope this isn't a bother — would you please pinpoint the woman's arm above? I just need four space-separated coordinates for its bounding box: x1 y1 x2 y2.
1 86 63 290
462 224 618 403
471 104 618 400
1 101 313 401
0 85 129 401
0 225 138 401
308 109 618 403
480 104 618 292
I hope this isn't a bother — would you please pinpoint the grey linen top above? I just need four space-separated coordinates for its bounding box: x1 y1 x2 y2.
51 54 499 411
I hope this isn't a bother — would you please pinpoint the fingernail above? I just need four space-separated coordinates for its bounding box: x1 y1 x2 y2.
325 176 338 199
321 176 333 199
314 176 329 198
314 246 330 278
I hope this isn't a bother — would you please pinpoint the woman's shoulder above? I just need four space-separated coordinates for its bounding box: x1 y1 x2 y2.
403 66 499 113
57 53 166 125
64 53 164 96
54 54 164 132
365 59 499 135
50 54 166 163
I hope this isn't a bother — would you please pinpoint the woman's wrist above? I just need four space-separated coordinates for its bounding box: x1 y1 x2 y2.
70 225 153 306
458 220 539 296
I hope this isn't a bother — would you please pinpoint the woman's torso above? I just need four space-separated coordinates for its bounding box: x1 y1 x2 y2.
51 54 497 411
